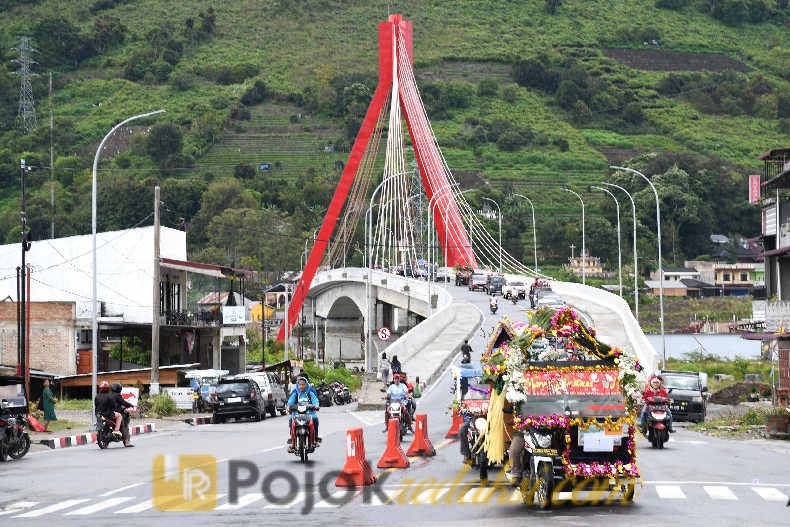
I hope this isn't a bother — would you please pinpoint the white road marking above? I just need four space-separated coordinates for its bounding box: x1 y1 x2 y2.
314 489 358 508
350 412 377 427
704 486 737 500
216 493 263 510
752 487 788 502
362 489 402 506
66 497 134 515
100 482 143 497
14 499 89 518
115 499 154 514
0 501 38 516
655 485 686 499
264 491 305 509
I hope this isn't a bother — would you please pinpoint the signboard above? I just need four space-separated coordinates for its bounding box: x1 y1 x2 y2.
522 368 621 396
749 174 761 205
163 387 195 410
377 326 392 341
120 386 140 407
222 306 246 325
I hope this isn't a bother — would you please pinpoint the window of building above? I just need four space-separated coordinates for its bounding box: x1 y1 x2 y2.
740 272 748 282
78 329 91 345
722 273 731 282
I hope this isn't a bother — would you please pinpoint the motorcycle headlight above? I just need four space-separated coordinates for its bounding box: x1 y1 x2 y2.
474 417 488 433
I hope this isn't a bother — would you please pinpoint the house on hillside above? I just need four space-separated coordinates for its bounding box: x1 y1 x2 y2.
0 226 256 393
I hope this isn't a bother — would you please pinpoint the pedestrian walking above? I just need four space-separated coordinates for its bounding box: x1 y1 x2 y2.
41 379 58 431
379 352 390 385
390 354 402 375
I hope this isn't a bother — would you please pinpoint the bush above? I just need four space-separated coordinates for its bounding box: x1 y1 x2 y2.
739 407 767 426
150 393 177 416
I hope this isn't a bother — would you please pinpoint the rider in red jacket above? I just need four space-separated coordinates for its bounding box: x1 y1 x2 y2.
640 375 674 433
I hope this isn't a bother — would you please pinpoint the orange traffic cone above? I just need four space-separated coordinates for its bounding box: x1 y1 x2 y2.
335 428 377 487
376 418 410 469
406 414 435 457
445 407 463 438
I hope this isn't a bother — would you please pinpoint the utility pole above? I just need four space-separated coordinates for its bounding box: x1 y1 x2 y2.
151 186 161 394
49 72 54 239
19 159 31 394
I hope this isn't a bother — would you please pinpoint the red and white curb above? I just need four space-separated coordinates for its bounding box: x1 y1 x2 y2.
184 416 212 426
39 423 156 449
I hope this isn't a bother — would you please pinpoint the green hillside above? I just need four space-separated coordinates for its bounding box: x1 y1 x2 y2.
0 0 787 275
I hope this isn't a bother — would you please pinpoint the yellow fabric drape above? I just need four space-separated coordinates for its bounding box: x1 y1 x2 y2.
479 389 506 464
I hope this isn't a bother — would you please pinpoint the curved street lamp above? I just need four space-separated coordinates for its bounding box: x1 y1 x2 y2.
513 193 538 273
610 165 665 367
591 185 622 297
92 109 165 421
561 188 586 285
481 197 502 273
603 182 639 321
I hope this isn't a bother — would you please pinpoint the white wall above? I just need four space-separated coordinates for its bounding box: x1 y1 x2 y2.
0 226 186 324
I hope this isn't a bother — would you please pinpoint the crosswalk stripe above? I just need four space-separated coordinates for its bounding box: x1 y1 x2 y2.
459 487 496 503
409 487 451 505
66 497 134 515
0 502 38 516
315 489 358 508
14 499 89 518
655 485 686 499
752 487 788 502
704 486 737 500
216 493 263 510
115 499 154 514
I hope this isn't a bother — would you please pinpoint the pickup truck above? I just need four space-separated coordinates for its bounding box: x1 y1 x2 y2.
503 280 527 299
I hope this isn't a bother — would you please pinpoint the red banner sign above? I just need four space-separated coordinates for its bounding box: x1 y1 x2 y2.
749 175 761 205
523 369 621 396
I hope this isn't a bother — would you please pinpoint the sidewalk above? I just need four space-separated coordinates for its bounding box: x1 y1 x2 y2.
28 409 202 452
356 298 482 410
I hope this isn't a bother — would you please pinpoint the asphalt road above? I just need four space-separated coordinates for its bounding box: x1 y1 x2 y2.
2 285 789 526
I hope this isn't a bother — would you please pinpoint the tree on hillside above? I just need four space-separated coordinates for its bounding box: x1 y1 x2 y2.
189 178 257 245
146 123 183 168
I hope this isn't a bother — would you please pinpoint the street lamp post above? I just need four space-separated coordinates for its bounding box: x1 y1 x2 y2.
426 184 458 313
513 193 538 273
611 165 665 366
591 186 622 297
603 182 639 321
481 197 502 273
91 109 164 422
561 188 586 285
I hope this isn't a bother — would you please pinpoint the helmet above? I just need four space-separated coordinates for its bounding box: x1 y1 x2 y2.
98 381 110 392
111 382 122 393
393 374 401 381
649 377 661 386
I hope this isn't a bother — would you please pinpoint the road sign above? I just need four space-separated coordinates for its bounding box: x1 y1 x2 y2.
377 326 392 341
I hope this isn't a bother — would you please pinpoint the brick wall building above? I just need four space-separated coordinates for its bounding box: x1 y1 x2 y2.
0 302 76 375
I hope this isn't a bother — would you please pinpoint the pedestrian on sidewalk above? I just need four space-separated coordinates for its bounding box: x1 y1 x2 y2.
390 355 402 375
41 379 58 431
379 352 390 385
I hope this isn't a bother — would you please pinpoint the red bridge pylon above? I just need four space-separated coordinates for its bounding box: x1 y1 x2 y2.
377 418 410 469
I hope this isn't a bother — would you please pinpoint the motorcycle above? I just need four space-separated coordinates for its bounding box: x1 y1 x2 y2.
330 382 351 405
644 395 671 449
489 301 498 314
290 404 318 463
385 398 410 441
0 375 31 462
510 295 518 305
315 382 334 407
96 408 135 449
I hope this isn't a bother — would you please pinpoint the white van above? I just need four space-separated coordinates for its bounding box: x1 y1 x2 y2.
237 372 288 417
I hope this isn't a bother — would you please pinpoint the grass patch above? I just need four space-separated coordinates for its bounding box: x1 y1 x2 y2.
40 419 89 432
56 399 93 411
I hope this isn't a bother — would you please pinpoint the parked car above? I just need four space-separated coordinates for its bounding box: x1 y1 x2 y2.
237 372 288 417
212 376 267 423
469 271 488 292
435 266 454 282
504 280 527 299
484 275 506 296
659 370 707 423
536 293 566 310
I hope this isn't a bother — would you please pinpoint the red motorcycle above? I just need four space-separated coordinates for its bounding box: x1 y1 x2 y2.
644 395 671 449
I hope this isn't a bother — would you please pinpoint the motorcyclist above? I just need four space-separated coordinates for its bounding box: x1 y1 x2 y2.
460 340 472 363
640 375 674 433
110 382 136 447
94 381 122 438
383 374 411 432
489 296 498 313
287 376 320 452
